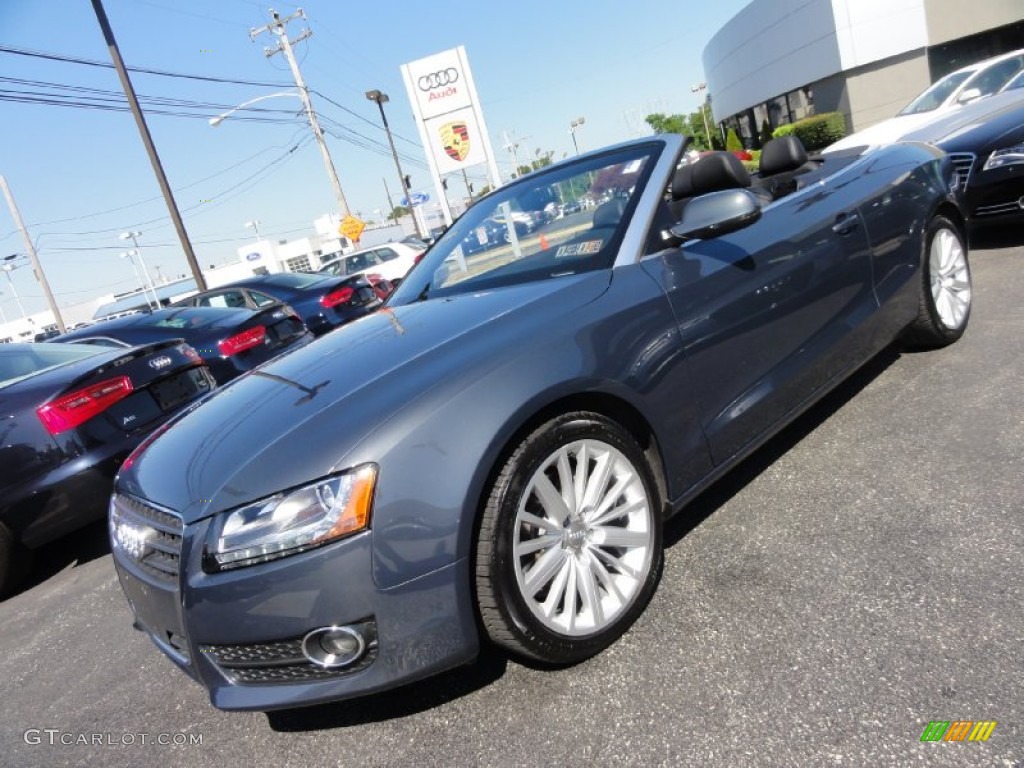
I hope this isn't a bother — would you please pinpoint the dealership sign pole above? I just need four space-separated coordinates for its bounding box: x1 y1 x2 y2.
401 46 501 227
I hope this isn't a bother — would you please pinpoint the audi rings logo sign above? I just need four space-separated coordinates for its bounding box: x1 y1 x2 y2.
418 68 459 91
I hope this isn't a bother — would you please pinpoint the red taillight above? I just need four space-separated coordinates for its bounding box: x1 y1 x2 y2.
182 344 202 363
218 325 266 356
36 375 134 435
321 286 354 308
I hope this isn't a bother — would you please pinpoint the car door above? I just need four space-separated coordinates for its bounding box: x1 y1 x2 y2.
642 180 877 465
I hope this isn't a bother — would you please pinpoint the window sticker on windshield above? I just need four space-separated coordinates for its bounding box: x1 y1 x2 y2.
556 240 603 258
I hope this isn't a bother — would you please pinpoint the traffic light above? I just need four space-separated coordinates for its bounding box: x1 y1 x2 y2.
403 175 411 189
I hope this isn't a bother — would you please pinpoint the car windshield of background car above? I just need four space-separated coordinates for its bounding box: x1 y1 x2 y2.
391 144 659 302
899 71 972 114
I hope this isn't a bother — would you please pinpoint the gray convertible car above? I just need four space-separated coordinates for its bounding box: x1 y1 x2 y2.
109 133 971 711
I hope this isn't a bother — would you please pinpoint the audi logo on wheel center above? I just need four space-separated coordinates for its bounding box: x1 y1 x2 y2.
418 68 459 91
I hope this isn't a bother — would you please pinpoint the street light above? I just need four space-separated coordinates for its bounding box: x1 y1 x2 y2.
119 232 160 309
365 89 423 238
569 117 586 156
691 82 713 150
245 220 262 240
1 255 27 318
212 88 351 217
208 91 300 127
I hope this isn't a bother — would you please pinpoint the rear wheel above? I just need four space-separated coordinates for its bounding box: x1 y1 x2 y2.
475 412 663 664
904 215 971 348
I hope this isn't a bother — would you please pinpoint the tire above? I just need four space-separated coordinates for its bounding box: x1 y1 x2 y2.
0 522 31 599
903 215 972 348
475 412 663 664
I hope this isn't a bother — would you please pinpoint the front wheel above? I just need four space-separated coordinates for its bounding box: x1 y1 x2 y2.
904 215 972 348
475 412 663 664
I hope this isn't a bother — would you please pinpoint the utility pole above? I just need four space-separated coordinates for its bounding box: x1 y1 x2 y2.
0 176 65 332
251 9 350 217
382 177 396 220
90 0 207 291
503 131 522 179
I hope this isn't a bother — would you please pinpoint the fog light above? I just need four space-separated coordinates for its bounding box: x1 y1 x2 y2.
301 626 366 668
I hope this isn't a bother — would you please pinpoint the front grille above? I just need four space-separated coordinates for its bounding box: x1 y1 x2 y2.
947 152 975 191
110 493 183 583
199 620 378 685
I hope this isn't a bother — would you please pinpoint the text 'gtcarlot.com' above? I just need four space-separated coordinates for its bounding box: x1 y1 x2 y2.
23 730 203 746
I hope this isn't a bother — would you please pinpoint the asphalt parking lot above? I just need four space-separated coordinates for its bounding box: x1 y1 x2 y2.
1 233 1021 768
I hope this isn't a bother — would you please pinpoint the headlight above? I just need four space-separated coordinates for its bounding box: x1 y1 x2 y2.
204 464 377 571
983 143 1024 171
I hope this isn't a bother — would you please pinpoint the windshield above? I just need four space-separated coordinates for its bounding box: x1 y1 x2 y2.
899 71 972 114
389 144 660 303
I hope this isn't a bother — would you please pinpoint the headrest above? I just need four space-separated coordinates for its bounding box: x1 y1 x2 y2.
759 135 808 176
592 197 627 229
689 152 752 195
671 164 695 200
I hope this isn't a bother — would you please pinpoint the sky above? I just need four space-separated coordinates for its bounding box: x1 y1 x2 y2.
0 0 750 319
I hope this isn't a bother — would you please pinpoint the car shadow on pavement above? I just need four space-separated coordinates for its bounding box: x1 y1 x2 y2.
10 518 111 599
664 344 901 548
265 646 508 731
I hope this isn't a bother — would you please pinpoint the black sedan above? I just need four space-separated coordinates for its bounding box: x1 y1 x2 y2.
110 134 969 711
57 305 310 384
0 341 215 595
174 272 388 337
900 88 1024 231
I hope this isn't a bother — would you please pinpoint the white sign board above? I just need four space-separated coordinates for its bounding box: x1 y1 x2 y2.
401 46 502 225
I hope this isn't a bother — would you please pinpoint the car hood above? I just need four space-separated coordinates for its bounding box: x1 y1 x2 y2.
823 111 948 153
119 272 611 522
900 90 1024 149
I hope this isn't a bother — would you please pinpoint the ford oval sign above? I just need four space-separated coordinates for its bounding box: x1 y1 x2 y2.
401 192 429 207
245 252 261 262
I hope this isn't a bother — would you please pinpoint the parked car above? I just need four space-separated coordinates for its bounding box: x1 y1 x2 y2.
317 242 425 285
0 340 215 595
109 133 969 711
57 304 310 384
899 88 1024 230
173 272 388 338
826 47 1024 153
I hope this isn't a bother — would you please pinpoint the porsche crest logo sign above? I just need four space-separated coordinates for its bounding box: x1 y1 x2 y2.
440 122 470 162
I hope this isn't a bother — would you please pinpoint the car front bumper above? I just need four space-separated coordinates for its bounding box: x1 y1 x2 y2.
111 496 478 711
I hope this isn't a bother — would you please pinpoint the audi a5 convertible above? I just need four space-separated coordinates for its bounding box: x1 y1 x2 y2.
109 134 971 711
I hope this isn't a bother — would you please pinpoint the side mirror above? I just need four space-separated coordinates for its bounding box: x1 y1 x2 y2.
956 87 982 104
669 189 762 241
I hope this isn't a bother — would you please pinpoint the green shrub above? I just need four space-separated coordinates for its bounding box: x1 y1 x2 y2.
772 123 796 139
725 128 743 152
789 112 846 150
759 119 773 147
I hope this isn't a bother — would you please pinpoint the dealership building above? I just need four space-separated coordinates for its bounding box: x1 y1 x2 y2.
703 0 1023 146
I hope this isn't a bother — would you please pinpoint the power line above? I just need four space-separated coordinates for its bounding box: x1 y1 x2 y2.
0 44 292 88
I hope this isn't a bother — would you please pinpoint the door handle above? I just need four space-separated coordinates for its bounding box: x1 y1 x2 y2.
832 212 860 235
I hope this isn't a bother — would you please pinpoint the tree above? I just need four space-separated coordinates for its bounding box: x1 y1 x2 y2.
645 112 687 135
646 111 714 151
759 119 773 147
725 128 743 152
388 205 410 222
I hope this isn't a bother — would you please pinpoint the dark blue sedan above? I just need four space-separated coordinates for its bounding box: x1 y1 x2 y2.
58 305 310 384
110 134 970 711
0 341 215 595
174 272 388 337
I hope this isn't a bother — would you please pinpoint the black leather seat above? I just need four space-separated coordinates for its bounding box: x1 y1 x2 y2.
592 197 627 230
669 151 767 218
756 135 814 200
